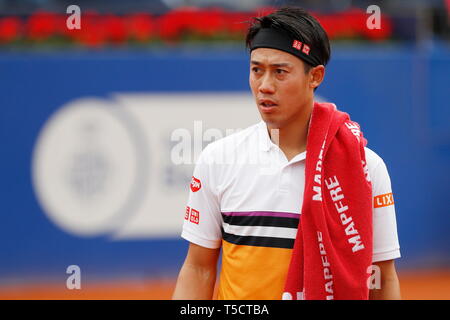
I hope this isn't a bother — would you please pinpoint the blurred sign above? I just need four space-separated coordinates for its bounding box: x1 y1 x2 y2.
32 93 259 239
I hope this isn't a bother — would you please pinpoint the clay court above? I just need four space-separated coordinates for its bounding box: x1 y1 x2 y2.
1 270 449 300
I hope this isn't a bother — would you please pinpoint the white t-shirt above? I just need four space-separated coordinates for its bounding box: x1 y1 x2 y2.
181 121 401 299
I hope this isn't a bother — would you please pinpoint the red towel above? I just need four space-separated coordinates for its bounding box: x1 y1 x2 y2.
283 102 373 300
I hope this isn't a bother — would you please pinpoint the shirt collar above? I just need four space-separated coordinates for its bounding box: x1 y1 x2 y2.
257 120 307 162
257 120 273 152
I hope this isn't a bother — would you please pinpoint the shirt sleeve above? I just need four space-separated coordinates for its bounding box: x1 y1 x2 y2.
366 148 401 263
181 144 222 249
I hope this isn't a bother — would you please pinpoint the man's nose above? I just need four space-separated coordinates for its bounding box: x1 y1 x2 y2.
259 74 275 94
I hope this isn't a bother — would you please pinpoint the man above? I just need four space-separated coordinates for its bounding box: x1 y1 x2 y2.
173 7 401 300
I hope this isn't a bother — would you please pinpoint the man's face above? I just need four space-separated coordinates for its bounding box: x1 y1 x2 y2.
249 48 314 128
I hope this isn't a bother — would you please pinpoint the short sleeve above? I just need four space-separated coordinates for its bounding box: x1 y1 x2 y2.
366 148 401 263
181 145 222 249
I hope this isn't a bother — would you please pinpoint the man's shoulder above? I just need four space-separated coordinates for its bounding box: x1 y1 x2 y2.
201 122 261 160
364 147 393 186
364 147 384 170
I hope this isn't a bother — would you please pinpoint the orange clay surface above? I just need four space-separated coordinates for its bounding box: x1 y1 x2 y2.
0 270 449 300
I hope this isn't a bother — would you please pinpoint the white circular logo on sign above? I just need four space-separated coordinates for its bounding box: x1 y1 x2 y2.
32 98 148 237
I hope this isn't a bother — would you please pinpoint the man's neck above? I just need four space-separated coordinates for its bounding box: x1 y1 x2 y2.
267 101 313 161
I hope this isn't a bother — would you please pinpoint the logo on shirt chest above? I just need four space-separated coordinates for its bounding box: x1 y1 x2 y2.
190 176 202 192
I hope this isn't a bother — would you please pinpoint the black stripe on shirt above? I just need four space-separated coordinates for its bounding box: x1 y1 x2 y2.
222 230 295 249
222 214 299 229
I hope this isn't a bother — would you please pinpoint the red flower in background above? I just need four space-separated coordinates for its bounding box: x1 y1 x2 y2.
0 7 393 46
0 16 21 43
348 9 368 35
126 13 154 42
66 11 106 47
103 14 127 44
191 8 226 37
26 11 61 41
315 14 336 39
158 8 186 40
336 9 364 38
159 7 252 40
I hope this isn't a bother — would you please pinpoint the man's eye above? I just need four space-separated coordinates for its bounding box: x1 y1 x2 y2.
252 67 261 73
275 69 287 74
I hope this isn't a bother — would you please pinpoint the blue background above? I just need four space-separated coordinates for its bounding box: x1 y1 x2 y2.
0 44 449 283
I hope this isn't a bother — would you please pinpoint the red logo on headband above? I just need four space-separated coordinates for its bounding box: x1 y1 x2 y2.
293 40 311 55
292 40 302 50
302 44 310 55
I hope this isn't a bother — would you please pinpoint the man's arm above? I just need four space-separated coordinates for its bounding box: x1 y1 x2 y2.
172 242 221 300
369 259 401 300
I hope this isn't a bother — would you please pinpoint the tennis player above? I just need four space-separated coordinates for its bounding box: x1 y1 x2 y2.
173 7 401 300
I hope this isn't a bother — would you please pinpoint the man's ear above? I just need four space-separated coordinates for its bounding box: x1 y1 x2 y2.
309 65 325 89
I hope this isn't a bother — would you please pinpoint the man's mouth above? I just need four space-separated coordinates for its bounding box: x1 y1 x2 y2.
259 99 278 107
259 99 278 112
261 102 277 107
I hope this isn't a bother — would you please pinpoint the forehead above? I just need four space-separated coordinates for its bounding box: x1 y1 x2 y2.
250 47 301 66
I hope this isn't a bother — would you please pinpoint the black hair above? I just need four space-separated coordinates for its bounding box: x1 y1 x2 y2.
246 6 331 73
